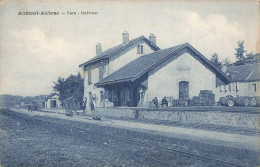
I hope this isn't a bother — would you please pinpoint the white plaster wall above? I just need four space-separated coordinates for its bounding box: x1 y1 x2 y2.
109 42 154 74
215 81 260 101
144 53 216 105
83 41 155 108
45 95 61 109
83 68 105 108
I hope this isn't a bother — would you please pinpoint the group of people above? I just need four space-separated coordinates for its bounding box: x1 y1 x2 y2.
152 97 168 107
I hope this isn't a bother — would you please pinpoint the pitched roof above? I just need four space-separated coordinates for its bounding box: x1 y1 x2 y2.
227 63 260 82
95 43 231 86
79 36 160 67
45 93 59 100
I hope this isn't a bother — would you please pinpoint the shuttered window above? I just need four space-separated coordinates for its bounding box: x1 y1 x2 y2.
99 66 104 80
235 82 238 92
88 70 92 85
141 45 143 53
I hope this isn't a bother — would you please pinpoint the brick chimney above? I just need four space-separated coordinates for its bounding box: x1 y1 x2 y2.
149 33 156 45
122 31 129 44
96 43 102 56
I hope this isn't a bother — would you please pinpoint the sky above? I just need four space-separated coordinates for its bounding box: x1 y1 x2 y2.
0 0 259 96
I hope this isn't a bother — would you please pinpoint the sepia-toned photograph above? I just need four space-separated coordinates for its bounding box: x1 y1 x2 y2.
0 0 259 166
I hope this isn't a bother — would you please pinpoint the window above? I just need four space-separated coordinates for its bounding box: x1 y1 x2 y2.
229 84 231 92
252 83 257 92
99 65 104 80
224 85 227 92
219 85 222 92
88 70 92 85
233 83 235 91
235 82 238 92
141 45 143 53
125 89 129 101
100 91 104 102
108 89 112 101
137 45 144 54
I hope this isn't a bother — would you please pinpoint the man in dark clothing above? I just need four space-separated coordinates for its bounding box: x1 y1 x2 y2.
91 102 95 111
162 97 168 107
152 97 158 107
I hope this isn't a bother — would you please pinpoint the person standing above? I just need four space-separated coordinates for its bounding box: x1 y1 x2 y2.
152 97 158 107
162 97 168 107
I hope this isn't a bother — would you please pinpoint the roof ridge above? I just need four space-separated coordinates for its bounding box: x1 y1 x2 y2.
132 43 187 79
79 35 160 67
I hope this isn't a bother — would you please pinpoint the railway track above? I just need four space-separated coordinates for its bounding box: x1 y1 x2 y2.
1 109 248 167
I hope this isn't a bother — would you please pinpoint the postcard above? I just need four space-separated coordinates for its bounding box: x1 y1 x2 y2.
0 0 259 166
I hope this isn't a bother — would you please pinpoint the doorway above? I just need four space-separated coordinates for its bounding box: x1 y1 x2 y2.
179 81 189 101
50 100 57 108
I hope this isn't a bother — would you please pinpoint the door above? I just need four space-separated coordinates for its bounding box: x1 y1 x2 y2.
179 81 189 101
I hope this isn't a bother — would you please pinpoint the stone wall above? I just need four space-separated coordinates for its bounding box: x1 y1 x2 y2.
95 107 260 130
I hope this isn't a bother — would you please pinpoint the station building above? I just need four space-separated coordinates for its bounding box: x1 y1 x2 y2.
79 32 231 109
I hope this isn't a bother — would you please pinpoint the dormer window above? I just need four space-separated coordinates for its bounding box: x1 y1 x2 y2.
226 72 231 77
137 45 144 54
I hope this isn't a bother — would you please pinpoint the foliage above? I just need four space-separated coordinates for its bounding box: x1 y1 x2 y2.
234 41 247 64
210 53 222 69
233 40 259 66
246 51 254 58
222 57 231 66
53 73 84 104
0 95 46 108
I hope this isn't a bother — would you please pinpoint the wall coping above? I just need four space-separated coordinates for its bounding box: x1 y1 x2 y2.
96 106 260 114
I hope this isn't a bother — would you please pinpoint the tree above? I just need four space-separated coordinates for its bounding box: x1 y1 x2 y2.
222 57 231 66
234 41 247 63
210 53 222 69
53 73 84 106
246 51 254 58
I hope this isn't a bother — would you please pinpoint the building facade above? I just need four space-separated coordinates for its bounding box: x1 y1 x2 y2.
216 63 259 99
95 43 230 107
79 32 160 110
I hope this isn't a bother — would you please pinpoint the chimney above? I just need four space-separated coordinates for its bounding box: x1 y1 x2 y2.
149 33 156 45
96 43 102 56
122 31 129 44
221 64 228 73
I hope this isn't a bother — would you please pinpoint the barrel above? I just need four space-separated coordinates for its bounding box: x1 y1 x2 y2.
249 96 260 107
234 96 250 106
249 97 257 107
219 96 234 106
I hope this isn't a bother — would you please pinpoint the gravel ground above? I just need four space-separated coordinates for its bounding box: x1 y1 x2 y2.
0 110 205 167
0 109 258 167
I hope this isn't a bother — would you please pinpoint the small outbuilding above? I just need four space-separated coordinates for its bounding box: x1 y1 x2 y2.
45 93 62 109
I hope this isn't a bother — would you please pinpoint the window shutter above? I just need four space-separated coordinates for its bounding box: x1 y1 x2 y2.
99 60 104 80
88 70 92 85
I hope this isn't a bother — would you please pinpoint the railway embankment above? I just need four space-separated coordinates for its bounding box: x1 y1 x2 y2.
1 108 259 166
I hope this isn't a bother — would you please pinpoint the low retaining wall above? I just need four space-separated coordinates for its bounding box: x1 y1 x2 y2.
96 107 260 130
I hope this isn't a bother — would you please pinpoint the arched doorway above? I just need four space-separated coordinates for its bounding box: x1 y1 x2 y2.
179 81 189 101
